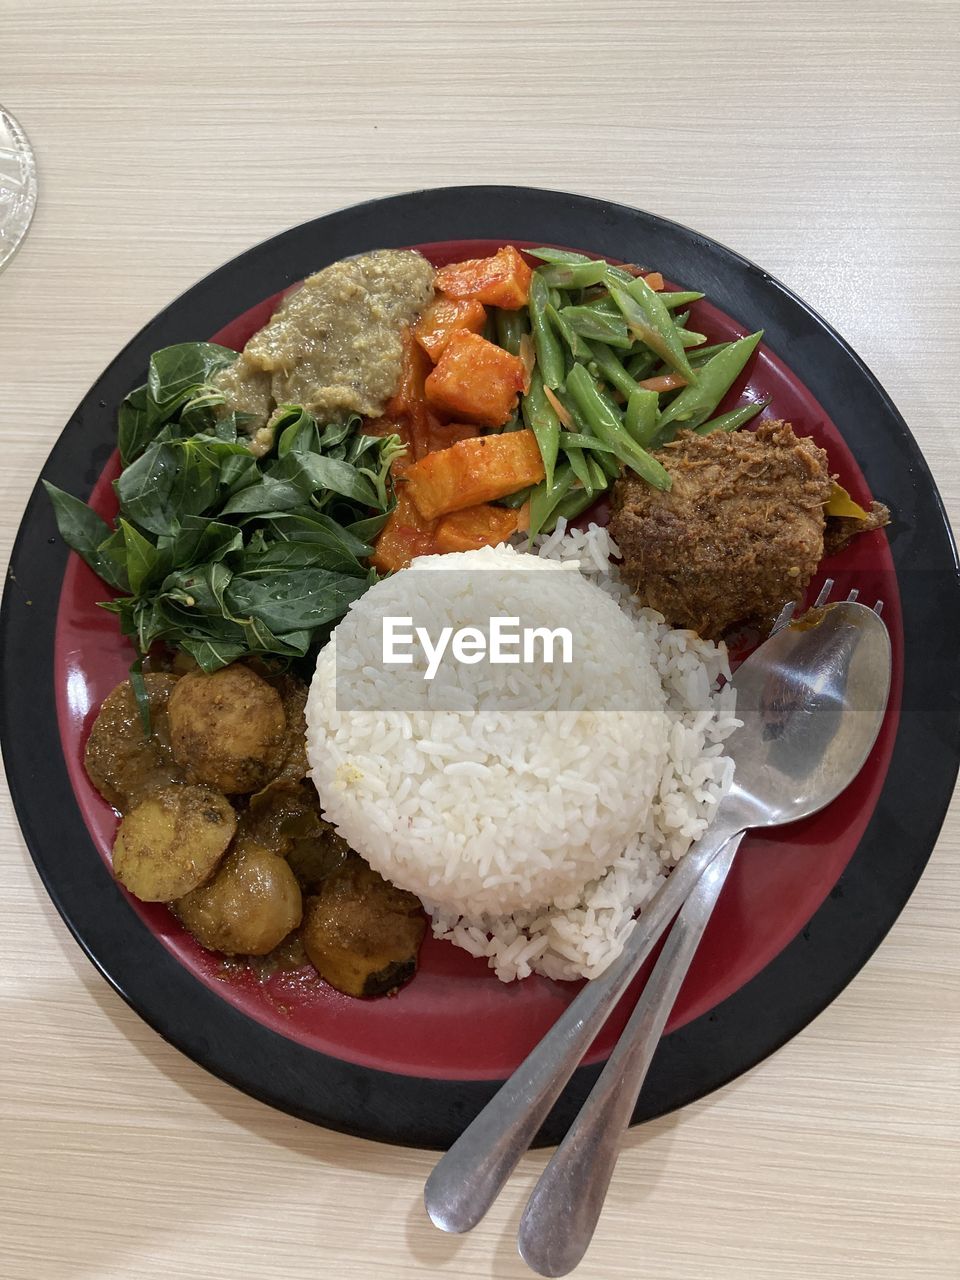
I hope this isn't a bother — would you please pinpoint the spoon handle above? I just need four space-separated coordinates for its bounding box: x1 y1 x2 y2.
517 834 743 1278
424 818 744 1235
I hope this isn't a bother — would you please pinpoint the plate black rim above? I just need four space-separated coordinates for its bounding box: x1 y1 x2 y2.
2 185 958 1150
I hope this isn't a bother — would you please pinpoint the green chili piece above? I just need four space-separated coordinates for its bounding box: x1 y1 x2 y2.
528 271 565 390
558 305 631 349
494 308 528 356
694 398 771 435
521 369 560 490
624 387 659 447
565 363 671 490
657 330 764 433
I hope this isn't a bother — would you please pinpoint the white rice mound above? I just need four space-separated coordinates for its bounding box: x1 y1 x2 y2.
306 525 740 982
307 543 670 917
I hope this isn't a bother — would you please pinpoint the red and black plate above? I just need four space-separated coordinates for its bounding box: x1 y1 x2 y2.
2 187 958 1148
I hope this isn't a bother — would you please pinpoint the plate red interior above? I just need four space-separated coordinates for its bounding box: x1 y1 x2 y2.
53 241 903 1081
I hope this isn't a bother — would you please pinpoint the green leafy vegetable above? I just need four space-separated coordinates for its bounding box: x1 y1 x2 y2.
46 342 403 675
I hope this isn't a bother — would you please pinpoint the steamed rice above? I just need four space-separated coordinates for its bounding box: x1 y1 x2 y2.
305 523 738 982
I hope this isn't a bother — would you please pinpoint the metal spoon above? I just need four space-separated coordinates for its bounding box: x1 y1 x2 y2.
517 596 891 1275
425 596 891 1242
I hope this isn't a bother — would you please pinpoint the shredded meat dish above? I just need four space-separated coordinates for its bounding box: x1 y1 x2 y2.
610 420 836 639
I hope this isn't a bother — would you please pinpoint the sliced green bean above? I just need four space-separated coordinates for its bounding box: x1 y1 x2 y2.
496 485 534 509
528 271 565 390
643 289 703 310
494 308 528 356
586 341 638 399
608 281 696 383
548 487 601 529
521 369 560 489
546 303 593 363
537 261 610 289
558 431 617 452
586 455 610 489
558 305 631 349
565 403 619 480
527 464 574 539
625 348 660 380
624 387 659 447
566 363 671 490
657 330 764 433
679 329 708 348
695 397 771 435
565 444 595 492
482 310 498 343
688 340 733 365
527 247 593 266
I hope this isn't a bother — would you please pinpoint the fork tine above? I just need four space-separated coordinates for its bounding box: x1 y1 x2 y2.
814 578 834 608
771 600 796 635
846 588 860 603
873 600 884 617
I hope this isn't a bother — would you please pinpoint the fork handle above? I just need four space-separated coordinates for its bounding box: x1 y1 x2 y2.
516 834 743 1277
423 816 744 1235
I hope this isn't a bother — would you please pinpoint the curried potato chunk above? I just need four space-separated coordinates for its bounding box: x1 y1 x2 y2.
434 503 519 553
112 784 236 901
168 664 287 794
174 839 303 956
241 781 351 891
403 430 545 520
371 487 440 573
263 674 310 788
424 331 527 427
85 673 185 810
413 295 488 361
435 246 532 310
302 857 426 997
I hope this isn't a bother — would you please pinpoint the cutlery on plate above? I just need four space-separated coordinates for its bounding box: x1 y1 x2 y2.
425 586 891 1249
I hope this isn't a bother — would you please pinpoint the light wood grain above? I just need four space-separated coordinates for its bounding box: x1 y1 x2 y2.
2 2 958 1277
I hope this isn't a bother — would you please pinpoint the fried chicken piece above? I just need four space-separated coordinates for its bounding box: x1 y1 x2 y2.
610 421 832 639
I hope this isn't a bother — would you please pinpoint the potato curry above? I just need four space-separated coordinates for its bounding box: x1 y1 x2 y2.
86 663 426 998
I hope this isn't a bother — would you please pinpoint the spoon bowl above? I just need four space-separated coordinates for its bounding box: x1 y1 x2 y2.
426 595 892 1246
721 600 892 830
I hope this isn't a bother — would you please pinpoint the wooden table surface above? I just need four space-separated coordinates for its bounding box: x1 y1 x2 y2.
2 3 958 1277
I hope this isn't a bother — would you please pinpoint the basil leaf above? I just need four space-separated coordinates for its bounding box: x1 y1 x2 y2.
43 482 130 591
117 385 153 465
158 516 243 571
225 568 370 634
119 519 158 595
146 343 238 426
178 635 250 672
241 538 368 577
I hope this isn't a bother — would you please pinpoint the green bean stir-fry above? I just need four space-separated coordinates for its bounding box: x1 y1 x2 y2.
497 248 764 537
